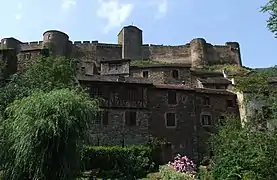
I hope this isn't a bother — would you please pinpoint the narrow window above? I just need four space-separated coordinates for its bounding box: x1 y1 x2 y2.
128 87 137 101
203 97 211 106
125 111 136 126
201 115 211 126
226 100 234 108
166 113 176 127
168 91 177 105
102 111 109 125
172 70 179 79
142 71 149 78
92 111 102 124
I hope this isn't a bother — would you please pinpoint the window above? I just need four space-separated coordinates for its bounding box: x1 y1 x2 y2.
226 100 234 108
168 91 177 105
109 63 121 70
90 87 101 98
125 111 136 126
219 116 225 125
92 111 102 124
142 71 149 78
166 112 176 127
24 53 31 60
102 111 109 125
128 87 138 101
172 70 179 79
40 49 49 57
201 114 212 126
262 106 273 119
203 97 211 106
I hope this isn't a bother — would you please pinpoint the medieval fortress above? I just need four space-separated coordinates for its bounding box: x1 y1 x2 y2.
0 25 242 72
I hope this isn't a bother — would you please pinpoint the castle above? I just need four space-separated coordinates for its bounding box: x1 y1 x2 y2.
0 25 242 162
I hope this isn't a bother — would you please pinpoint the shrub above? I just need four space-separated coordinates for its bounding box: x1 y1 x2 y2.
159 165 195 180
81 145 155 179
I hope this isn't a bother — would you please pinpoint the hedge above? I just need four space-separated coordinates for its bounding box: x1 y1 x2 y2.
81 145 156 179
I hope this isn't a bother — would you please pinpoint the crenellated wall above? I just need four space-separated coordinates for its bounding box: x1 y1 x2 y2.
0 25 243 70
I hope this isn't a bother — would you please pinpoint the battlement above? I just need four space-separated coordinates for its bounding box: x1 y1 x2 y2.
0 25 243 68
73 41 98 44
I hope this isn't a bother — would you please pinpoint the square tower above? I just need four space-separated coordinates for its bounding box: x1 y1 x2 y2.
118 25 142 60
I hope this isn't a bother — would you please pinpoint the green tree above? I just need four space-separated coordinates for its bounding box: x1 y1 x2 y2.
0 55 77 115
209 67 277 179
261 0 277 37
1 89 100 179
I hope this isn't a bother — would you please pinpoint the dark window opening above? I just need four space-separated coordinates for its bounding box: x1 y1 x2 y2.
168 91 177 105
203 97 211 106
262 106 273 119
219 116 225 125
109 63 121 70
92 111 102 124
40 49 49 57
90 87 101 98
226 100 234 108
125 111 136 126
166 113 176 127
142 71 149 78
24 53 31 60
201 115 212 126
102 111 109 125
172 70 179 79
128 87 138 101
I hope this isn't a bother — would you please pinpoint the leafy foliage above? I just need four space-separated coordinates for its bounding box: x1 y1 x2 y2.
82 145 155 179
159 165 195 180
210 115 277 180
1 89 100 180
261 0 277 37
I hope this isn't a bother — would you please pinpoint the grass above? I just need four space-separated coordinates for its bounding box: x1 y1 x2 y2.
203 64 251 75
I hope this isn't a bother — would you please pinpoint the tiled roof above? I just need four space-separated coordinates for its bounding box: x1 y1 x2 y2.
198 77 231 84
130 63 191 69
77 74 153 84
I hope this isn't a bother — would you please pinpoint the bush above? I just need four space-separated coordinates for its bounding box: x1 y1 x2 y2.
82 145 155 179
159 165 195 180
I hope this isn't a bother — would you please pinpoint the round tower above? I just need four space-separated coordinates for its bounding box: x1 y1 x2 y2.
42 30 69 56
190 38 207 68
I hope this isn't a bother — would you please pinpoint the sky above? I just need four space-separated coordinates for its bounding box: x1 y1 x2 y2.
0 0 276 68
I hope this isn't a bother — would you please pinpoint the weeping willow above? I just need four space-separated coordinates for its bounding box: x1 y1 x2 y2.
1 88 100 180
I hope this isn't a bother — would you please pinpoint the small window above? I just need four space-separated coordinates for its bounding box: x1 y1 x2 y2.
262 106 273 119
166 112 176 127
203 97 211 106
92 111 102 124
226 100 234 108
168 91 177 105
172 70 179 79
142 71 149 78
40 49 49 57
102 111 109 125
128 87 138 101
201 114 211 126
24 53 31 60
219 116 225 125
109 63 121 70
125 111 136 126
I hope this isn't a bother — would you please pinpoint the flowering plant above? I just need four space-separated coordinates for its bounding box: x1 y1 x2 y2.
168 154 196 178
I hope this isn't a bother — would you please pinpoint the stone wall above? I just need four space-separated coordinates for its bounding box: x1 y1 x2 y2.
130 66 192 86
100 60 130 75
142 44 191 64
